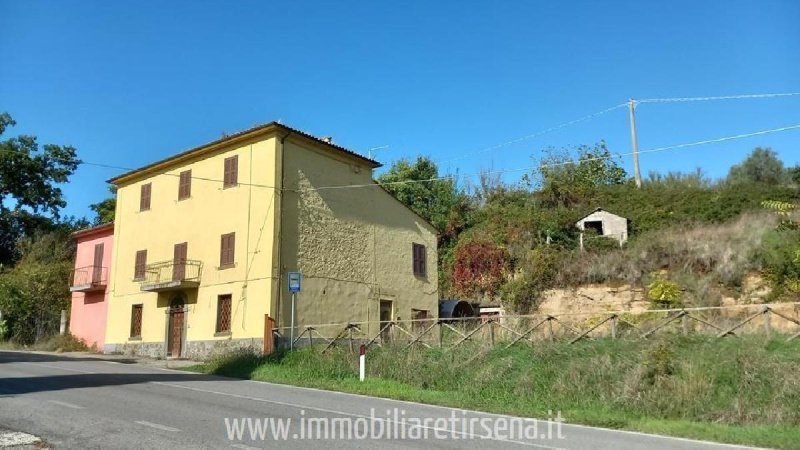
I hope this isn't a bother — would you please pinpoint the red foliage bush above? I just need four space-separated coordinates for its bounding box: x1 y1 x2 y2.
453 242 510 299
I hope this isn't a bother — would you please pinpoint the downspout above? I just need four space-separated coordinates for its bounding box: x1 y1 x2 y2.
273 131 291 327
242 143 253 330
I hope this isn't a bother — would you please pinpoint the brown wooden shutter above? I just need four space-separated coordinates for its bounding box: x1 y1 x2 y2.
134 250 147 280
178 170 191 200
140 183 151 211
220 233 235 267
224 155 238 188
92 243 104 283
173 242 187 281
412 243 426 276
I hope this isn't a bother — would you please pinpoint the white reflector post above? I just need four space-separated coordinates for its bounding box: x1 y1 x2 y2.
359 344 366 382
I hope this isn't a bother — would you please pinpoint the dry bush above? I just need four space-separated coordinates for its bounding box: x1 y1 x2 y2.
557 213 777 298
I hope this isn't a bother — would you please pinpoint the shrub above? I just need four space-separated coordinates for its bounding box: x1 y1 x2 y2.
647 276 683 308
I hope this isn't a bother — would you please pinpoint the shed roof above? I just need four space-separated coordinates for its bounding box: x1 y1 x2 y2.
575 207 627 222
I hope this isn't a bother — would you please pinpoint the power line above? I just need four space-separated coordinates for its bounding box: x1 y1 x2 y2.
295 121 800 191
637 92 800 104
432 103 628 164
539 122 800 169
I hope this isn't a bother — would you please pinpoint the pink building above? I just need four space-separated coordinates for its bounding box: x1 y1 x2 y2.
68 223 114 350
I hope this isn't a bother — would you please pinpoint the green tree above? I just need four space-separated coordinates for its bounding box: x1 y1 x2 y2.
0 112 80 264
727 147 787 185
0 231 74 343
377 156 470 237
531 142 628 207
90 185 117 224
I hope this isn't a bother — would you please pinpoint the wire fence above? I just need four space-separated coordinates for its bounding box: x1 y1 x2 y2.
274 302 800 352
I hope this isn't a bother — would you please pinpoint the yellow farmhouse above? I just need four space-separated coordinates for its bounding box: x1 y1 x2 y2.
104 123 438 358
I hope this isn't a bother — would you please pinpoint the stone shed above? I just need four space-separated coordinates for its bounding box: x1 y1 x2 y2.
576 208 629 244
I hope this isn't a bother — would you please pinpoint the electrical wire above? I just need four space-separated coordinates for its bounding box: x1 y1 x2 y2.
433 103 628 164
637 92 800 104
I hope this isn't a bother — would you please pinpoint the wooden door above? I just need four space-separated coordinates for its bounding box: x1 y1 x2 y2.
379 301 393 341
92 243 104 283
172 242 187 281
168 303 184 358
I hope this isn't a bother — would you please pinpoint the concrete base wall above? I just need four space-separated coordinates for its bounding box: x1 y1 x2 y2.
104 337 264 360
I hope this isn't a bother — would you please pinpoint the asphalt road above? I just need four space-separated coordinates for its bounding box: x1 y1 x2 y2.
0 350 749 449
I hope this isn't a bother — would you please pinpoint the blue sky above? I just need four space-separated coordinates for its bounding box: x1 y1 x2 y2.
1 1 799 219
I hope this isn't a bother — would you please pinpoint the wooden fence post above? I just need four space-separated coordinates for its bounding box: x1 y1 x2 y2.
263 315 275 355
763 307 772 339
438 321 444 348
610 314 618 339
547 317 554 342
681 311 689 336
489 320 496 346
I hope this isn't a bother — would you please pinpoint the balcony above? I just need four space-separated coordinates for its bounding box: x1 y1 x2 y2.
139 259 202 292
69 265 108 293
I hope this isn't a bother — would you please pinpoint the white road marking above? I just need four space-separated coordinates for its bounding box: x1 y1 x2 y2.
135 420 181 432
19 362 96 374
48 399 84 409
151 381 559 449
231 444 261 450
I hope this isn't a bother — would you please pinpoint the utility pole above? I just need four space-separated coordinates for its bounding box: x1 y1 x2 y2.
628 98 643 188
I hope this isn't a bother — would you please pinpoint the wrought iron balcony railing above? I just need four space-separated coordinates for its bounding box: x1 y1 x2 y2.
140 259 202 292
69 265 108 293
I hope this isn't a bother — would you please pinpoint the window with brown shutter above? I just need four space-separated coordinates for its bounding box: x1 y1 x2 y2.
412 243 426 277
219 232 235 268
412 309 430 332
178 170 191 200
216 294 232 333
223 155 238 188
140 183 151 211
130 304 143 338
134 250 147 280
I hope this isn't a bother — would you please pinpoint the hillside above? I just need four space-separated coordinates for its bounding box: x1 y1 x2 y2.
379 146 800 313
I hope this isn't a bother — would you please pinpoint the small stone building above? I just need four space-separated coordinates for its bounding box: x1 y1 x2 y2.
576 208 629 244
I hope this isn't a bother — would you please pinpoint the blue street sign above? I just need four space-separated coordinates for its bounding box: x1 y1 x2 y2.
288 272 302 293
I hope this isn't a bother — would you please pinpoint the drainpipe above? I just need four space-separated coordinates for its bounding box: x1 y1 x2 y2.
274 131 291 330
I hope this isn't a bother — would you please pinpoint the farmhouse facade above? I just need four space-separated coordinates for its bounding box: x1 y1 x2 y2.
102 122 438 358
68 222 114 350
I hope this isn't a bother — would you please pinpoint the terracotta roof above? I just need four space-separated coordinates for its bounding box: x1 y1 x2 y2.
108 122 381 185
71 222 114 239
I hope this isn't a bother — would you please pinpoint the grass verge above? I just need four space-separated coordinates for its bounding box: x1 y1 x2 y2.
184 334 800 449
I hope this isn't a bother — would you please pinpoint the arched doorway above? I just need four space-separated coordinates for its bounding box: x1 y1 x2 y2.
167 296 185 358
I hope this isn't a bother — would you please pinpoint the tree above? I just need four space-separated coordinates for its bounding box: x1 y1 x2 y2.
377 156 471 238
727 147 787 185
531 142 628 207
0 113 80 264
90 185 117 224
789 165 800 184
0 231 74 343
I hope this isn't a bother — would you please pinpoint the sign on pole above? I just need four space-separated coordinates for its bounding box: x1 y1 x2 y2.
288 272 302 293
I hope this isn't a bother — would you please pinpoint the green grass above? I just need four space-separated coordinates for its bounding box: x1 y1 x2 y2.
0 334 90 352
185 335 800 449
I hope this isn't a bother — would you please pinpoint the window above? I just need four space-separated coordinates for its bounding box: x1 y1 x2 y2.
130 304 143 338
412 309 430 332
178 170 192 200
134 250 147 280
216 294 232 333
219 232 235 268
412 243 426 277
223 155 238 188
140 183 151 211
